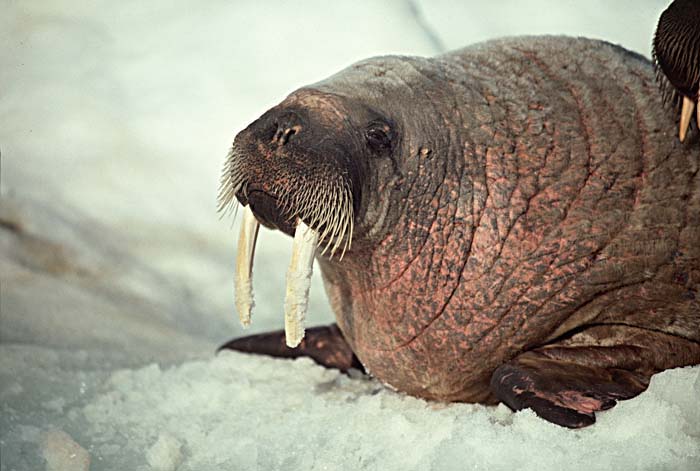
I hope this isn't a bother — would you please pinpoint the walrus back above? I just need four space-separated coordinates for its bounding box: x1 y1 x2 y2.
436 36 699 344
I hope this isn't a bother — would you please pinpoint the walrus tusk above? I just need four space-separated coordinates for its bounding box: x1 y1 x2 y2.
284 220 319 347
679 96 695 142
235 206 260 327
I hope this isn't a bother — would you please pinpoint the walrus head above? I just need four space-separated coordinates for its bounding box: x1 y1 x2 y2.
218 90 372 256
218 56 457 347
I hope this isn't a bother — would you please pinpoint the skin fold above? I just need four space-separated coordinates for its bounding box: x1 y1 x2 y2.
222 36 700 427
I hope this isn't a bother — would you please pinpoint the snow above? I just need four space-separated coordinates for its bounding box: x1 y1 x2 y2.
1 0 698 469
2 347 699 470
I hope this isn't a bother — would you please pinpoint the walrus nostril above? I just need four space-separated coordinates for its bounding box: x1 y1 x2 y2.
272 125 300 146
281 127 298 145
271 112 303 146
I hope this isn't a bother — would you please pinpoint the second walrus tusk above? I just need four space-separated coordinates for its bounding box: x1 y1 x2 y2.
679 96 695 143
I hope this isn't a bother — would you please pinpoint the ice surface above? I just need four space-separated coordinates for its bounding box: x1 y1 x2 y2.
2 346 698 471
1 0 697 470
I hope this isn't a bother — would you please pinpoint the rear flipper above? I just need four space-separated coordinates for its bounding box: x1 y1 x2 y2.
490 349 648 428
490 325 700 428
219 323 364 373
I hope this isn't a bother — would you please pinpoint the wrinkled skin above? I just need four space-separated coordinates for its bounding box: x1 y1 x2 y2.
222 37 700 428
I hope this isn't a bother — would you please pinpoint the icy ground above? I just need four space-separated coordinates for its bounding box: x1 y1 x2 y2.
1 0 698 470
2 347 699 471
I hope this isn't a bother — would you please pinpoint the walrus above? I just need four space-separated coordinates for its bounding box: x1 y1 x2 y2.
653 0 700 142
217 36 700 428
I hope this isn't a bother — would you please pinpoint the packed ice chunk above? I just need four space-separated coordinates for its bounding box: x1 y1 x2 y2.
146 433 183 471
40 429 90 471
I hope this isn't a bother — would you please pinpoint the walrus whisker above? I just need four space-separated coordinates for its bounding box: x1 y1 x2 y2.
324 179 353 259
337 184 353 260
296 195 318 229
253 171 353 260
331 185 344 250
337 180 352 252
217 145 246 218
318 187 336 256
327 188 343 257
312 191 331 230
331 183 353 260
277 188 296 222
330 182 348 259
337 204 348 257
323 197 338 258
343 183 353 252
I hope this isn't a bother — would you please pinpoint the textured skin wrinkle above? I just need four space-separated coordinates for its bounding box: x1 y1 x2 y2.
396 174 471 350
466 51 597 348
377 142 450 291
627 75 690 285
377 140 454 339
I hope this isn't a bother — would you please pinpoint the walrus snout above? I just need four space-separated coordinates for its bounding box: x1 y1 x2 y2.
219 93 361 254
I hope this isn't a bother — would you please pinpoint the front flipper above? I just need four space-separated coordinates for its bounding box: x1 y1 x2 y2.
490 349 649 428
219 323 364 373
490 325 700 428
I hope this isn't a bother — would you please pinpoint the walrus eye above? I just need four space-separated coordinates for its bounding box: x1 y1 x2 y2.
365 121 394 154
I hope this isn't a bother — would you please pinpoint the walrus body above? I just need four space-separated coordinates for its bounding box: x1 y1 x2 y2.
221 37 700 427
